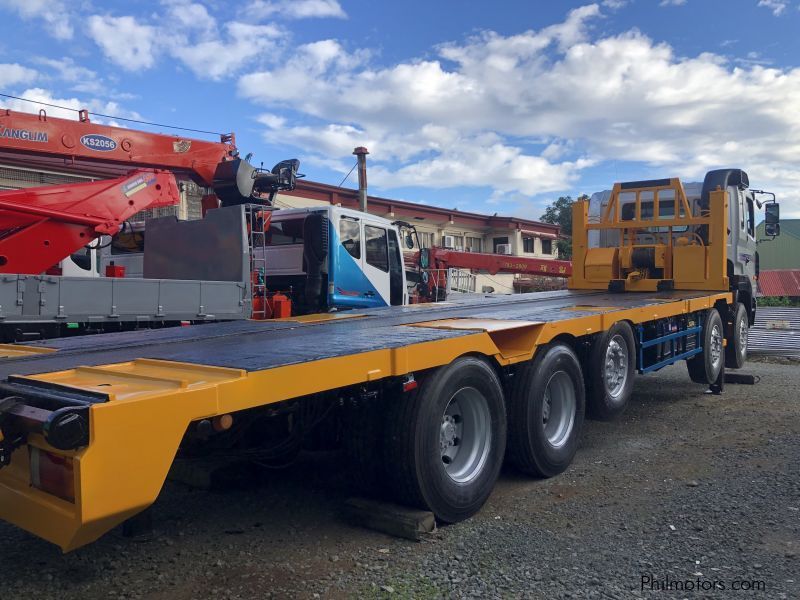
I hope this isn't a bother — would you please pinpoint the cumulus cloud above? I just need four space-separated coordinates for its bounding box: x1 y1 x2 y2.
172 22 283 80
0 88 142 125
0 63 38 88
238 4 800 214
0 0 73 40
86 4 284 80
247 0 346 20
87 15 158 70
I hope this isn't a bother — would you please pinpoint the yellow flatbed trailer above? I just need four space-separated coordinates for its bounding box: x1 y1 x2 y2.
0 288 731 551
0 174 762 551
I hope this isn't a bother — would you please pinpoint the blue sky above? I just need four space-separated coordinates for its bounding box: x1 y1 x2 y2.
1 0 799 219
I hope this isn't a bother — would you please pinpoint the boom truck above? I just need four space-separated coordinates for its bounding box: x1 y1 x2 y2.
0 108 305 338
0 158 780 551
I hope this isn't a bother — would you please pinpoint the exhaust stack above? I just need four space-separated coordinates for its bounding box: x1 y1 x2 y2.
353 146 369 212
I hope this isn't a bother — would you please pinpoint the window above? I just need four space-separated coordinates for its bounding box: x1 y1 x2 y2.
417 231 434 248
493 236 509 253
523 236 535 253
365 225 389 271
541 239 553 254
466 236 482 252
267 218 304 245
339 217 361 259
445 234 464 250
619 192 637 220
746 197 755 238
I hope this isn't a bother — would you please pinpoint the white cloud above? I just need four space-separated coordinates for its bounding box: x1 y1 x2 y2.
601 0 628 9
660 0 687 6
162 0 216 34
0 0 73 40
238 4 800 215
87 15 158 70
757 0 788 16
172 22 283 80
0 88 141 124
0 63 38 88
86 8 283 80
247 0 346 20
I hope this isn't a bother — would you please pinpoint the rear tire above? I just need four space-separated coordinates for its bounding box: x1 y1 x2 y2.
384 356 506 523
725 302 748 369
586 322 636 421
687 308 724 384
507 343 585 477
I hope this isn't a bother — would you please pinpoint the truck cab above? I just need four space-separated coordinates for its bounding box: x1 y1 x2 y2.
263 205 408 312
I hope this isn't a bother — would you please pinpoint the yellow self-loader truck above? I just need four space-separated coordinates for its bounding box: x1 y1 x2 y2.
0 168 780 551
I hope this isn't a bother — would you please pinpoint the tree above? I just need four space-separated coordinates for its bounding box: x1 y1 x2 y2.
540 195 587 259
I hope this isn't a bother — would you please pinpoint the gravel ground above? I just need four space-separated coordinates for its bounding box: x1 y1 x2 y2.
0 359 797 599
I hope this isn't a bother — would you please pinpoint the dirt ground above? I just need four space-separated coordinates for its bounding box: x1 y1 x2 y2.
0 359 797 599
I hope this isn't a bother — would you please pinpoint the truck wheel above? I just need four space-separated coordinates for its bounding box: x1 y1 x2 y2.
686 308 724 384
507 343 585 477
384 357 506 523
725 302 748 369
586 322 636 421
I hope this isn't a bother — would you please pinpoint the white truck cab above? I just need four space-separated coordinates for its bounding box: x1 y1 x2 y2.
264 205 408 312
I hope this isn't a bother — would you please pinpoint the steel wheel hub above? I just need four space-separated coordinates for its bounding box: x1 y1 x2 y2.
739 319 748 356
542 371 576 449
710 323 723 368
604 334 628 398
440 387 491 484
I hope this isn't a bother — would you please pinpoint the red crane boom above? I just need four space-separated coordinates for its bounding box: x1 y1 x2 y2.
0 169 178 274
424 247 572 277
0 108 237 186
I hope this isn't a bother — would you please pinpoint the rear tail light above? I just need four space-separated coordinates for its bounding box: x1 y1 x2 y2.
29 447 75 503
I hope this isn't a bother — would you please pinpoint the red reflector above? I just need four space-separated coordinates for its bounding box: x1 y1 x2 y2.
403 380 418 392
30 447 75 503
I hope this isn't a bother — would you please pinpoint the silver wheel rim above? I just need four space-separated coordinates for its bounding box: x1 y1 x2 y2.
739 319 748 359
542 371 576 449
604 334 628 399
710 323 723 369
440 387 491 484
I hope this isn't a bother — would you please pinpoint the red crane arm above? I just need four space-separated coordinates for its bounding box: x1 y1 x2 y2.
0 109 237 186
425 247 572 277
0 169 179 274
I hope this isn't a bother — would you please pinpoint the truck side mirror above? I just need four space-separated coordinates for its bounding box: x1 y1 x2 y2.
405 234 414 249
419 248 430 269
764 203 780 237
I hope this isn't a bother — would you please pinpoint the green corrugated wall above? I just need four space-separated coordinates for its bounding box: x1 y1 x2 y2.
756 220 800 269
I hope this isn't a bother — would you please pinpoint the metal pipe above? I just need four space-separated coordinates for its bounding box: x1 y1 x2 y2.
353 146 369 212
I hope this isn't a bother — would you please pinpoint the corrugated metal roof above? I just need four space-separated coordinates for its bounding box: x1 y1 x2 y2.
748 307 800 358
758 270 800 297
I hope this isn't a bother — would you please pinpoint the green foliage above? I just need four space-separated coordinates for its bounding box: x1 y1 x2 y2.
757 296 800 307
540 194 587 260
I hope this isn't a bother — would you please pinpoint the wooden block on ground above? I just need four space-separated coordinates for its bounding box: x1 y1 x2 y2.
168 457 243 490
344 497 436 541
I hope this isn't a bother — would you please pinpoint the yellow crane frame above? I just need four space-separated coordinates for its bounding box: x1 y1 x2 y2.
569 178 729 292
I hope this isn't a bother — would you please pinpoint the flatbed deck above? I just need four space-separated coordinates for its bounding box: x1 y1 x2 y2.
0 289 722 377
